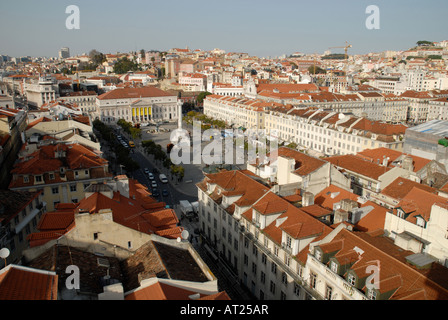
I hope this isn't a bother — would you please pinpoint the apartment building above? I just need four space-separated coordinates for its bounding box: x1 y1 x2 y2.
325 153 413 200
247 146 351 195
196 169 333 300
306 225 448 300
178 72 207 92
9 142 113 211
384 187 448 265
203 94 277 130
0 190 46 266
24 77 59 109
26 175 183 251
96 86 178 124
0 107 27 188
265 107 407 156
197 169 448 300
58 91 98 114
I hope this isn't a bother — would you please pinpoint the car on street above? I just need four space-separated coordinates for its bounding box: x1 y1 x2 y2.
148 172 154 180
151 180 157 188
144 168 149 174
159 174 168 183
162 189 169 197
152 189 160 197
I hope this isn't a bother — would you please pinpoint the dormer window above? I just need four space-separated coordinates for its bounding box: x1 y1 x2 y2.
367 288 377 300
330 260 338 273
49 173 55 180
347 273 356 286
23 175 29 183
314 248 322 261
416 216 426 228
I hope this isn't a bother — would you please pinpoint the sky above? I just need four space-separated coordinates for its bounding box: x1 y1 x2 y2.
0 0 447 58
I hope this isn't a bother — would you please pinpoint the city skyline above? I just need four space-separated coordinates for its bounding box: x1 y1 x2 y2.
0 0 447 58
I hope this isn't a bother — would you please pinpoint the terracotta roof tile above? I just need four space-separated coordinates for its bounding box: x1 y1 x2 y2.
0 265 58 300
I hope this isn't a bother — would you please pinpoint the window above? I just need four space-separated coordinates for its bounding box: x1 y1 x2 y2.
260 271 266 284
314 248 322 261
310 272 317 289
70 184 77 192
330 261 338 273
23 176 29 183
93 233 98 240
286 235 292 249
271 262 277 275
35 175 43 182
281 272 288 285
49 173 55 180
280 291 286 300
368 288 377 300
52 187 59 194
347 273 356 286
270 281 276 294
128 241 132 249
294 283 301 296
261 253 267 265
252 263 257 275
325 285 333 300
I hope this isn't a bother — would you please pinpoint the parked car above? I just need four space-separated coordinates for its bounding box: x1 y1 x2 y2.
152 189 160 197
151 180 157 188
144 168 149 174
162 189 169 197
148 172 154 180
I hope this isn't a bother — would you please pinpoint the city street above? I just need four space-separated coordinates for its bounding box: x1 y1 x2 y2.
107 122 253 300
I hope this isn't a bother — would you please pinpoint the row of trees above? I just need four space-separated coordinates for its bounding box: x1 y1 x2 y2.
93 119 140 172
142 140 185 182
117 119 142 140
184 111 227 130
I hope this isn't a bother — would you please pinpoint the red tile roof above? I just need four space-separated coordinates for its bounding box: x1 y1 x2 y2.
0 265 58 300
393 187 448 224
28 178 182 247
326 154 391 180
380 177 437 201
318 228 448 300
98 86 175 100
125 280 230 300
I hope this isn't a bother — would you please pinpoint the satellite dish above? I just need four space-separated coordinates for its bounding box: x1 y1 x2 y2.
181 230 190 240
0 248 9 259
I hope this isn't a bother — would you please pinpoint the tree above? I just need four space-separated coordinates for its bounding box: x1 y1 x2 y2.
114 57 141 74
89 50 106 67
308 66 326 75
416 40 434 47
197 92 212 104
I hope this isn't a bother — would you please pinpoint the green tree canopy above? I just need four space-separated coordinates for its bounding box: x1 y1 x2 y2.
113 57 141 74
308 65 327 74
197 91 212 104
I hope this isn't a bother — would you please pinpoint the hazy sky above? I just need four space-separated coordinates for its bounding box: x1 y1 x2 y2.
1 0 447 58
